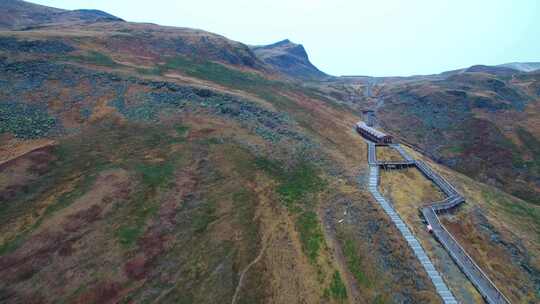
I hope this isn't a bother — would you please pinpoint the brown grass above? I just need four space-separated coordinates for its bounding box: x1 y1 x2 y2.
377 166 484 302
379 168 445 211
402 145 540 302
376 146 404 162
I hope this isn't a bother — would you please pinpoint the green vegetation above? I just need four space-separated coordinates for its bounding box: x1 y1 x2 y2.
443 144 465 155
0 102 57 138
192 201 217 233
170 124 190 143
277 163 326 208
506 127 540 204
136 67 161 76
255 157 326 262
117 158 179 247
373 294 387 304
255 158 325 209
0 231 27 257
297 211 324 263
324 271 347 302
175 124 190 137
117 222 147 248
43 174 97 217
483 189 540 241
343 237 369 286
0 173 97 255
2 118 188 250
254 157 283 177
155 56 310 116
136 161 175 188
116 190 159 247
161 56 270 92
516 127 540 175
134 55 334 138
66 51 118 67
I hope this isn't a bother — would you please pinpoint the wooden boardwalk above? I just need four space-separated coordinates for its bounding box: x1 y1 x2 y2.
366 141 459 304
421 207 510 304
363 135 511 304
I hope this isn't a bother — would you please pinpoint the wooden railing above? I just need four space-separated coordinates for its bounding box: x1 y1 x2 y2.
362 130 511 304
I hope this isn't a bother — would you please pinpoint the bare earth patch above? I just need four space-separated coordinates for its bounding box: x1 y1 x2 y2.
0 137 55 167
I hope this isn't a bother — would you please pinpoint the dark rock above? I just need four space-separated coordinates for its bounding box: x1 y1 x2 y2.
251 39 328 79
0 37 75 54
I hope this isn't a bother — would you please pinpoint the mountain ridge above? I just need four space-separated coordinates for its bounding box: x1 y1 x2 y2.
0 0 124 29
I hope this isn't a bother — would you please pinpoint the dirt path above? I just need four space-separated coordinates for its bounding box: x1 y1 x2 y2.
231 234 270 304
0 138 55 167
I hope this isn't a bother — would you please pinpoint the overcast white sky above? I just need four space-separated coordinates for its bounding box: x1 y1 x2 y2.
34 0 540 76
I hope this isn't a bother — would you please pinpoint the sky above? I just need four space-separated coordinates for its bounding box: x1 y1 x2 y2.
33 0 540 77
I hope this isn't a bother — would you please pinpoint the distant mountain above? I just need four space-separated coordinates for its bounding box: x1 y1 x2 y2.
251 39 328 79
498 62 540 72
0 0 123 29
463 64 518 76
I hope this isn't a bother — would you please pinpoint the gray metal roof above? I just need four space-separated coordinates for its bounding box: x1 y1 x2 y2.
356 121 390 139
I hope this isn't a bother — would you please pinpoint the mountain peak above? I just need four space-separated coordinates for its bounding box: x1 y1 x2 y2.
272 39 292 46
251 39 327 79
0 0 123 29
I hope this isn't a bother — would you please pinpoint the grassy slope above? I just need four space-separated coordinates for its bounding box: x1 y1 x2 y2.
376 146 405 162
0 27 443 304
0 117 334 303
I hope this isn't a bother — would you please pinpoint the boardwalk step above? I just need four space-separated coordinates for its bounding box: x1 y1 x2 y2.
363 138 510 304
365 140 458 304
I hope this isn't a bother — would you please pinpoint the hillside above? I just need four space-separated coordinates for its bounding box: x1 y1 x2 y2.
0 1 441 304
372 68 540 205
0 1 539 304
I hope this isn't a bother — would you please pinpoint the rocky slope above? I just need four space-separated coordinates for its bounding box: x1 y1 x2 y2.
373 67 540 205
251 39 328 80
324 65 540 206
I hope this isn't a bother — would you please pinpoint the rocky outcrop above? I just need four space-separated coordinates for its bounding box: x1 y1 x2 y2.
0 37 74 54
251 39 328 80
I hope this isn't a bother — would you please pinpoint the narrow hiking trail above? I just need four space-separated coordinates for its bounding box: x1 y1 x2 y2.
231 236 269 304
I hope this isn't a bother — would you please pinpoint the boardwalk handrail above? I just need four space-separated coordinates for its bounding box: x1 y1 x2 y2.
364 143 458 304
428 195 464 212
415 160 459 196
362 127 511 304
377 160 415 166
429 207 512 304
